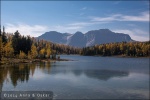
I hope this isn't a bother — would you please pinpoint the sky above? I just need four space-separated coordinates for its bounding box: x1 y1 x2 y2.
1 0 149 41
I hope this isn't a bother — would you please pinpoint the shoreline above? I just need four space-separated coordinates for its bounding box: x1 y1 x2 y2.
85 55 150 58
1 55 149 65
0 58 73 65
111 55 150 58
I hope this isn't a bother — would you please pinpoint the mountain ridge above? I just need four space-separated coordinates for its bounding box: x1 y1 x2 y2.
38 29 133 47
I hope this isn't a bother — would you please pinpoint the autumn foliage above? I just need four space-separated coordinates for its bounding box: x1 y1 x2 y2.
0 29 80 61
0 27 149 62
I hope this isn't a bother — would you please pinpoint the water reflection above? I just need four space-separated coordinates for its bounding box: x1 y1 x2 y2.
0 62 51 90
83 69 129 81
0 62 130 90
0 56 149 99
49 69 129 81
0 66 7 92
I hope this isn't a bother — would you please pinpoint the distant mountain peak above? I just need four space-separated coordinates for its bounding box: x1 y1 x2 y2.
73 31 84 36
74 31 83 34
99 29 111 31
38 29 133 47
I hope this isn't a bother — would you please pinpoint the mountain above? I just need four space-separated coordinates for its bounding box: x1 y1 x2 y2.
67 31 87 47
38 31 71 44
85 29 132 47
38 29 133 47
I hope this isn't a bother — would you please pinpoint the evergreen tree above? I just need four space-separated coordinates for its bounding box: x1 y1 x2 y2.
12 30 21 55
2 32 7 44
12 31 32 55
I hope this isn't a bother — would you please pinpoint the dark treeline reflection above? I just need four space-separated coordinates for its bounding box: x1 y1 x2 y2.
0 62 129 91
0 62 51 90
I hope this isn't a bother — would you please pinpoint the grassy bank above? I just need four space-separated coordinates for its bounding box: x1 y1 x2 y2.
0 58 71 65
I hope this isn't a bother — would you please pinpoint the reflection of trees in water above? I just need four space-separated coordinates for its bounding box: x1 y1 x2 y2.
0 66 9 92
9 64 30 87
39 62 51 74
0 62 51 88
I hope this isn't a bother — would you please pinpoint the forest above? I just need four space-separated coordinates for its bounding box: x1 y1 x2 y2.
81 41 150 57
0 27 80 62
0 26 149 63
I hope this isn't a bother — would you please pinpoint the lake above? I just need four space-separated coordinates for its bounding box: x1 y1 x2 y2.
0 55 149 99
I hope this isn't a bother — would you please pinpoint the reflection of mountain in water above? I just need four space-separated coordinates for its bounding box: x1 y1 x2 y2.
49 69 129 81
83 69 129 81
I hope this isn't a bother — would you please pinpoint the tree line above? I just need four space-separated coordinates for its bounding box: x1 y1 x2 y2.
0 28 80 61
80 41 150 57
0 27 149 61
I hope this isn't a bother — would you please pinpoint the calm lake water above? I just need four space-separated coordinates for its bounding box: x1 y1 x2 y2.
0 55 149 99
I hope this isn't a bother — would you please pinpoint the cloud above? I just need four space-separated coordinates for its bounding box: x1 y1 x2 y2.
91 14 121 22
4 21 108 36
4 22 85 37
47 21 108 33
68 22 93 26
52 25 82 33
113 29 149 41
122 12 149 21
68 21 109 27
91 11 149 22
53 22 93 33
5 23 49 37
81 7 87 10
4 21 149 42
